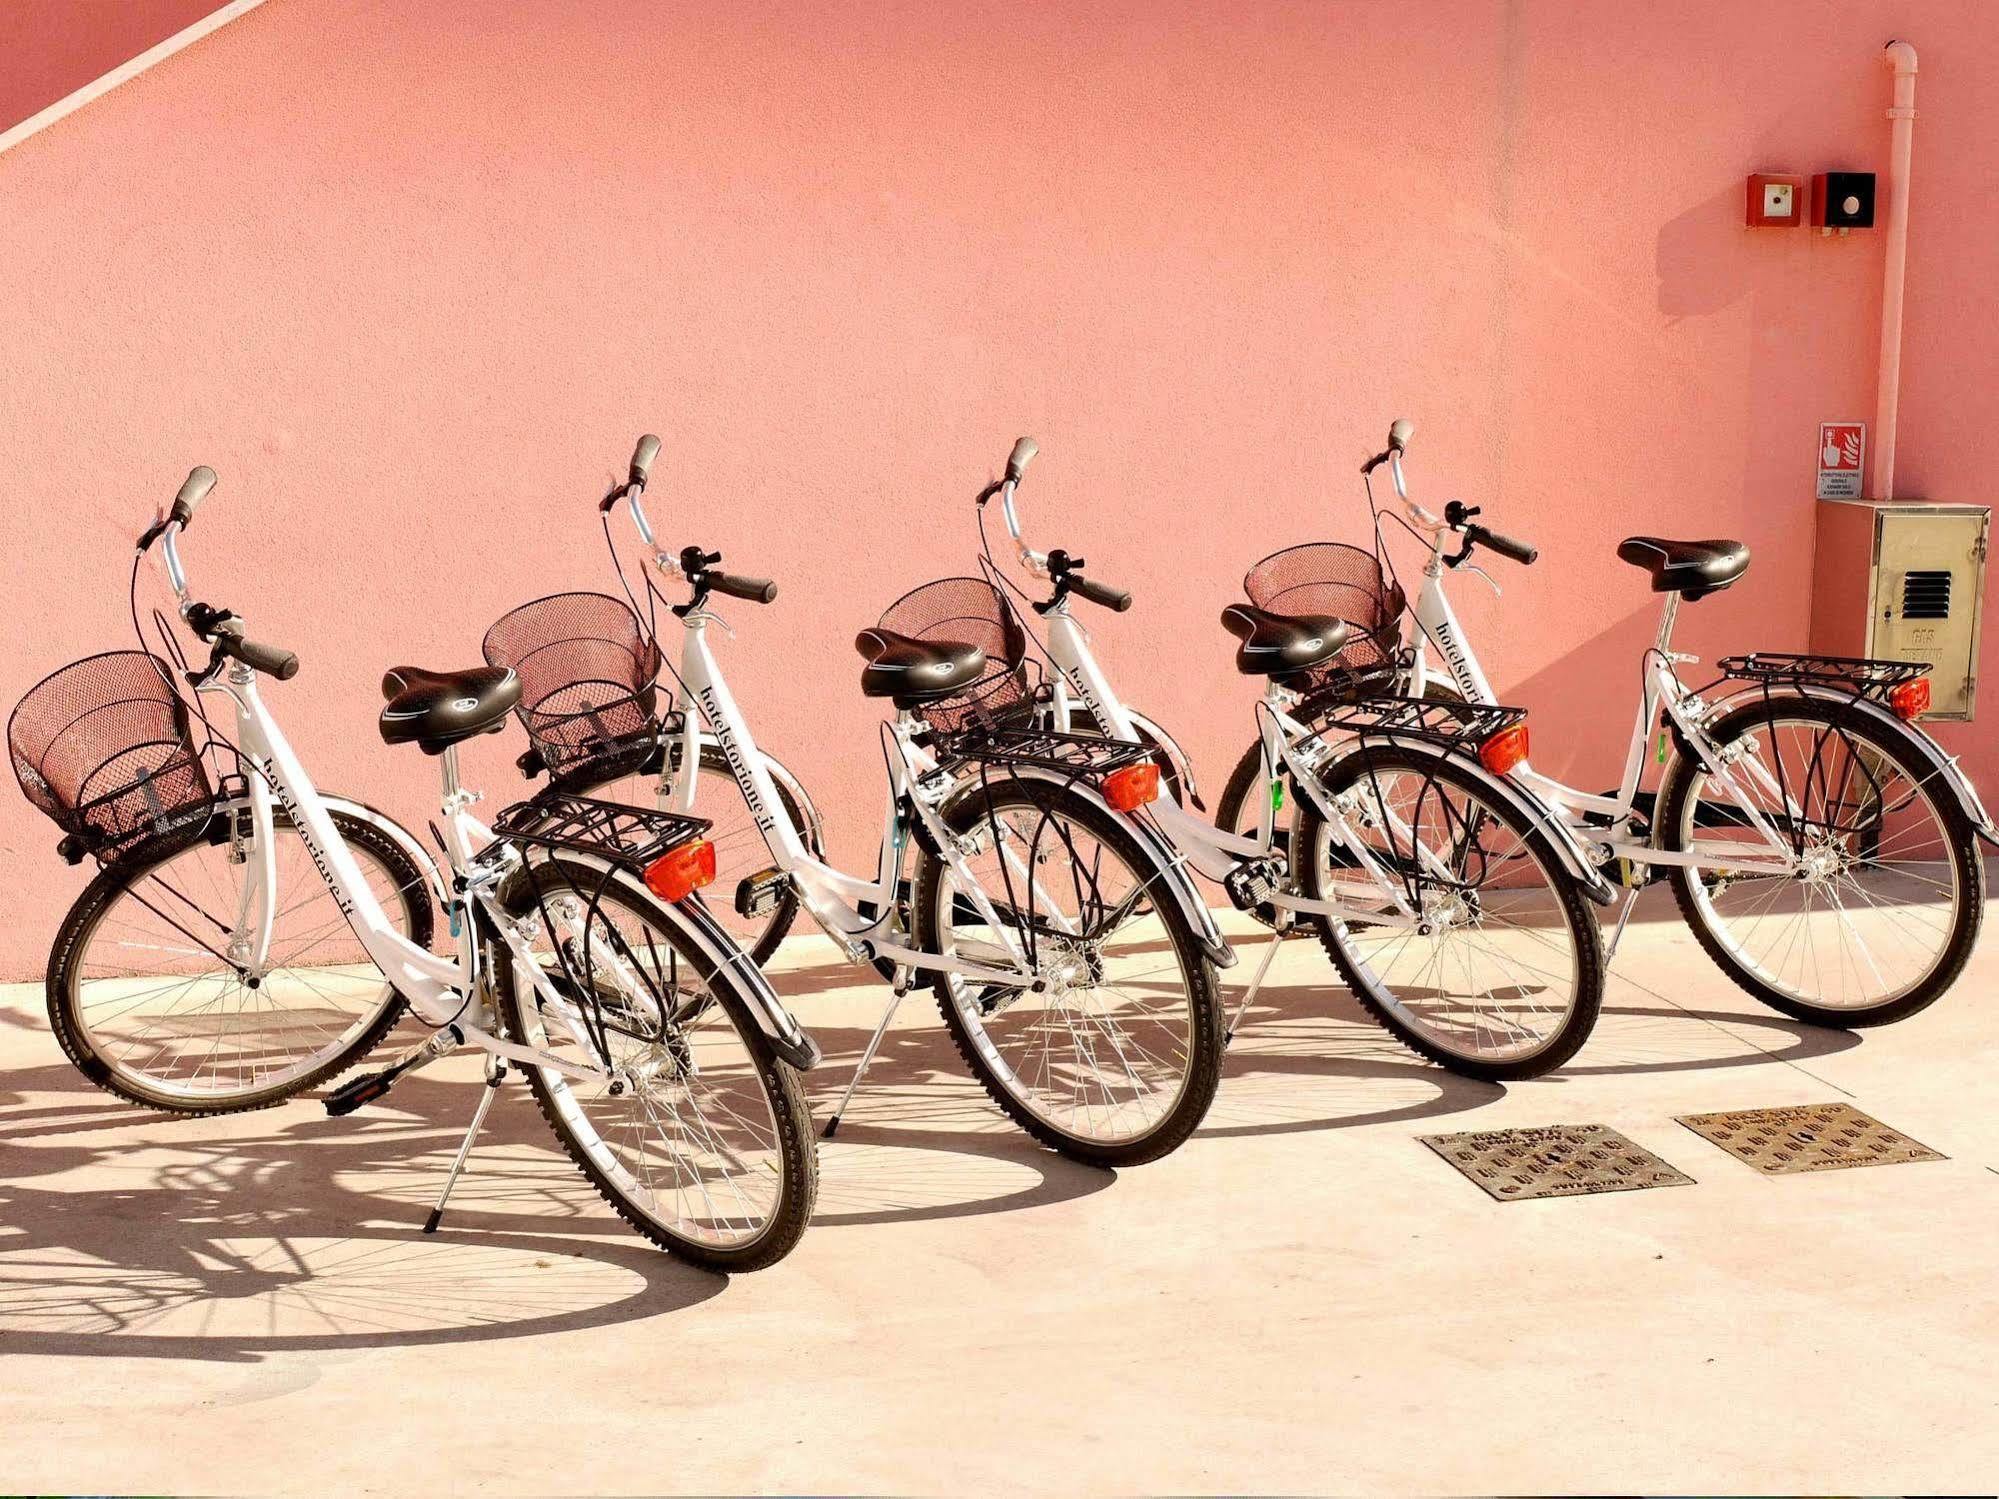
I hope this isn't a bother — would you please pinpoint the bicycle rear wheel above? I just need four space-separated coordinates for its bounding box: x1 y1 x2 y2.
1658 695 1983 1026
493 857 816 1271
1295 745 1605 1080
47 808 428 1113
912 778 1224 1166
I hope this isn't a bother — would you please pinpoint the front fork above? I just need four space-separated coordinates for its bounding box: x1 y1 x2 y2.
225 775 279 976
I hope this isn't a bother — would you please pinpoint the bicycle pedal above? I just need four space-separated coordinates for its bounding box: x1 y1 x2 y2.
324 1069 396 1117
1224 856 1285 913
735 866 789 920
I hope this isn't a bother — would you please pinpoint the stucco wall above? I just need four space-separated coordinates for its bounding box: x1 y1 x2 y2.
2 0 1994 976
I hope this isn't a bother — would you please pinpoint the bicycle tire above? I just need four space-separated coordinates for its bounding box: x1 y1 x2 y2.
492 857 817 1271
910 776 1225 1166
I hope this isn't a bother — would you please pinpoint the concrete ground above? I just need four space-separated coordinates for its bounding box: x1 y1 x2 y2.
2 888 1995 1495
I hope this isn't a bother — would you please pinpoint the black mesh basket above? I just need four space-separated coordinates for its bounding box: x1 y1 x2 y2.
482 592 664 777
9 650 217 859
876 576 1038 737
1243 542 1408 694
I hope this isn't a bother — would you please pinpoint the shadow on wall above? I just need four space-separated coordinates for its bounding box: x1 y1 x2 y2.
1656 183 1756 320
1494 599 1664 789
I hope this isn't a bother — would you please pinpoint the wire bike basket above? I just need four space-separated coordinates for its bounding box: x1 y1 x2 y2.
9 650 218 862
1243 542 1407 695
876 575 1041 738
483 592 664 782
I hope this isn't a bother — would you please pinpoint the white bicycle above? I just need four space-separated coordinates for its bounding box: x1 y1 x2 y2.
502 436 1234 1165
1365 418 1994 1026
11 468 820 1270
971 438 1613 1080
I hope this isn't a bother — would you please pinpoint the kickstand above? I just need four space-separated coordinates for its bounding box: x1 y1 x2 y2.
822 982 907 1140
1603 885 1641 966
424 1054 507 1234
1225 926 1288 1047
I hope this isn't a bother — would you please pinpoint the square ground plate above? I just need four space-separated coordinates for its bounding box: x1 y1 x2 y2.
1676 1102 1945 1175
1420 1124 1694 1202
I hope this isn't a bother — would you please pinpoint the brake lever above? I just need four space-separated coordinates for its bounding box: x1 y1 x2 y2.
1462 562 1501 596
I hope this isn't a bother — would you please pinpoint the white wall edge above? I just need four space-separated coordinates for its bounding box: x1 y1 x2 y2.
0 0 268 159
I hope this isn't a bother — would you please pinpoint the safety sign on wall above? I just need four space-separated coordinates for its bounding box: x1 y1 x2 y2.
1817 422 1865 499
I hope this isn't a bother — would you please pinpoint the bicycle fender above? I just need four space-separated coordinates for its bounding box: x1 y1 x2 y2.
1124 708 1205 810
936 766 1238 970
321 793 450 904
1702 683 1999 848
1316 734 1620 907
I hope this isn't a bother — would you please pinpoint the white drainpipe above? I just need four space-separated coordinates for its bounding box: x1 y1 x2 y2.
1871 39 1918 500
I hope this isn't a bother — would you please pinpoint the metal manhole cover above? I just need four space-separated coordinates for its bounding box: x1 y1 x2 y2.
1676 1102 1945 1175
1420 1124 1694 1201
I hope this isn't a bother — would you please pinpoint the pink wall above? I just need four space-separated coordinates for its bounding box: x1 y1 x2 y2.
2 0 1995 976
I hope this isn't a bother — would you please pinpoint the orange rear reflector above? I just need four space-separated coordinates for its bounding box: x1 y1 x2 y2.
1478 722 1530 776
644 839 717 902
1102 761 1160 812
1887 677 1930 720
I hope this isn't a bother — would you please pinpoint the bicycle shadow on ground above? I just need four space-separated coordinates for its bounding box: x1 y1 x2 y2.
0 990 1145 1363
1198 974 1505 1138
0 1061 725 1364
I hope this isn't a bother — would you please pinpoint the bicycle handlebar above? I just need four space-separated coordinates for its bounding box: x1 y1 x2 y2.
184 601 300 679
216 624 302 680
629 433 661 488
171 465 216 529
1464 522 1538 566
709 571 778 604
1046 548 1132 612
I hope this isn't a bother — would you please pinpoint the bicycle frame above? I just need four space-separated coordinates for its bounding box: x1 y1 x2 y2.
155 524 811 1084
662 605 1049 987
1382 436 1871 879
1035 601 1430 927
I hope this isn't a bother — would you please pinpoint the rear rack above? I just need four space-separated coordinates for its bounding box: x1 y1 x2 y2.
1299 695 1525 753
491 791 710 873
932 725 1153 780
1716 652 1930 697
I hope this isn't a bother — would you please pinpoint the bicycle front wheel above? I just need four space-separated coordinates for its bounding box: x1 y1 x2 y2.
1295 745 1606 1080
48 808 429 1113
494 858 816 1271
1658 695 1983 1026
912 778 1225 1166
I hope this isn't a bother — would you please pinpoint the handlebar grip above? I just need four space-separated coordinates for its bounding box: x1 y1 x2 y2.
1006 436 1038 483
221 630 300 679
1469 523 1537 565
1071 574 1132 612
710 572 777 604
630 433 661 487
171 466 217 528
1388 418 1413 453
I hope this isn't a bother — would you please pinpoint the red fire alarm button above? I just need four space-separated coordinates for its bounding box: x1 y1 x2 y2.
1747 173 1805 227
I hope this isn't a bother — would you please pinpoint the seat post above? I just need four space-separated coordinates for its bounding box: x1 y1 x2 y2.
1653 592 1682 654
438 744 463 804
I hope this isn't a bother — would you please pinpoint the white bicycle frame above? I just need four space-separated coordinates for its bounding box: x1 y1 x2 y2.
1383 446 1813 879
618 481 1089 990
1038 600 1426 928
985 473 1447 931
156 522 729 1085
663 605 1047 988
